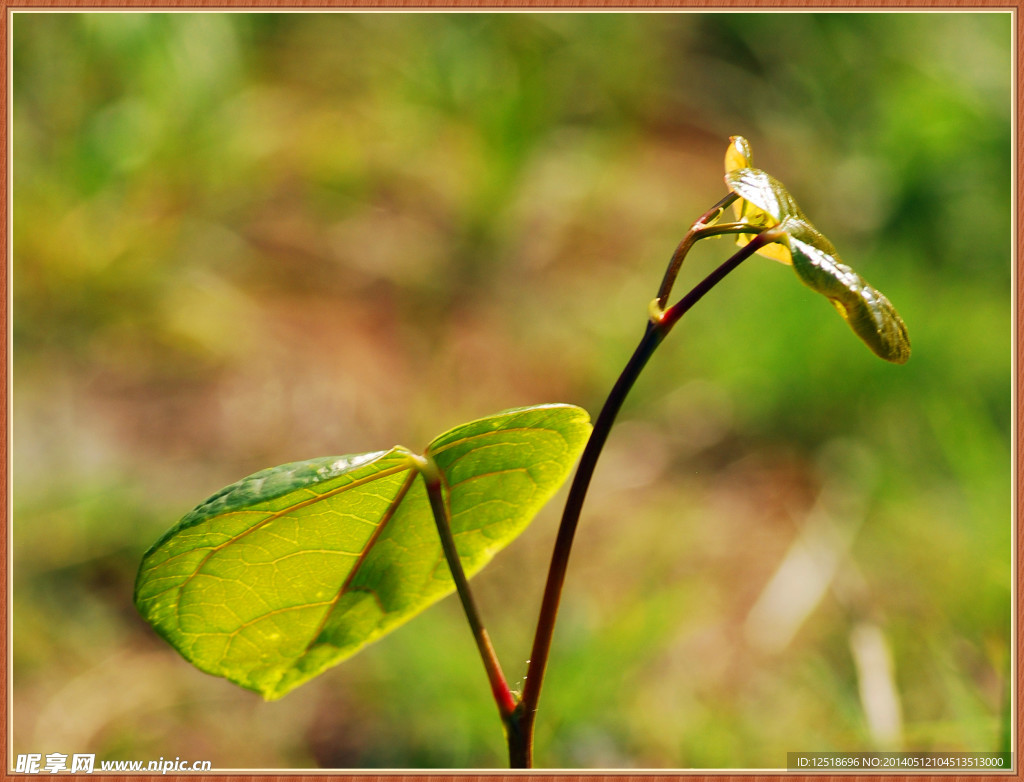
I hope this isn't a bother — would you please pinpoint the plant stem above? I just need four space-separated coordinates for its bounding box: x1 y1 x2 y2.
512 320 664 767
514 226 780 768
420 469 517 721
661 227 780 330
656 192 738 308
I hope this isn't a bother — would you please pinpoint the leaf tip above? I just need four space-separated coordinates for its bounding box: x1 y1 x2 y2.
726 135 753 173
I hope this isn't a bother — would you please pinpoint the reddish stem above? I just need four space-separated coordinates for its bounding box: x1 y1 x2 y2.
512 225 781 767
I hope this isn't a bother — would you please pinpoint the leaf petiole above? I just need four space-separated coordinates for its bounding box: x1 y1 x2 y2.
416 456 518 721
660 226 785 330
655 192 739 309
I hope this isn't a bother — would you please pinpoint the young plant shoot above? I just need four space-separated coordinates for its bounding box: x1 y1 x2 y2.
135 137 909 769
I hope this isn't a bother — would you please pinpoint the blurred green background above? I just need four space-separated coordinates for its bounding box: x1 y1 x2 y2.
13 11 1012 770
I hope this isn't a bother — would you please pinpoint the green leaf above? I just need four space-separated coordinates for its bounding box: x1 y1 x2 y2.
724 167 804 266
779 216 911 364
721 137 911 363
725 167 806 226
724 136 793 264
134 403 592 700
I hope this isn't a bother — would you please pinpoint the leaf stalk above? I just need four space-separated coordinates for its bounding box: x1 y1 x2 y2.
420 468 518 720
655 192 739 308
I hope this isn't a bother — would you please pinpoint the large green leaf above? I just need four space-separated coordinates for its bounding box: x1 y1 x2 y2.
135 404 591 700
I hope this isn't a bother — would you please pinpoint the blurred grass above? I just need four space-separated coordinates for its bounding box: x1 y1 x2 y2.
12 11 1012 769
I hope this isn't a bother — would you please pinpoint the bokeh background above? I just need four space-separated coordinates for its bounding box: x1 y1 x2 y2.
13 11 1012 770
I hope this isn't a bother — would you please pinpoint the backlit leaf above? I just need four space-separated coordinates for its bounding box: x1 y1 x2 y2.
780 216 911 364
724 134 754 174
722 137 911 363
135 404 592 700
724 167 803 265
724 136 794 264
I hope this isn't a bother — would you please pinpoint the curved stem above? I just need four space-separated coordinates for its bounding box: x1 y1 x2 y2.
656 192 739 308
660 227 780 330
513 322 664 766
515 227 780 767
421 469 517 720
